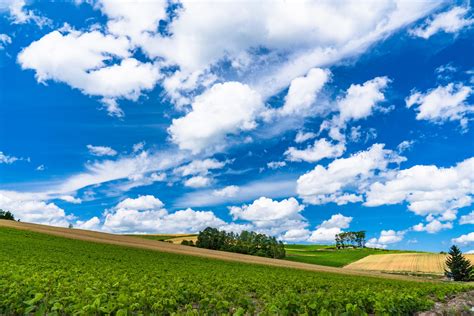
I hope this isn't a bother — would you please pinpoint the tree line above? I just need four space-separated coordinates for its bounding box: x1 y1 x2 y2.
195 227 286 259
0 210 15 221
335 231 366 249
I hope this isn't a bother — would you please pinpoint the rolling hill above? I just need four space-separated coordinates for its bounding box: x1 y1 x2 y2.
345 252 474 275
1 220 473 315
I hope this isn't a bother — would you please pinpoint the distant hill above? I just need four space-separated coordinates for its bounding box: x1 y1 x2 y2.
284 244 421 267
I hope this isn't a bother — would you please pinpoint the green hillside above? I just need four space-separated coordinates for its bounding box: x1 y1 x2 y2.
285 244 421 267
1 227 471 315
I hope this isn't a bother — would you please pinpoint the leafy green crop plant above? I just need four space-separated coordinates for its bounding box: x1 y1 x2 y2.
0 228 472 315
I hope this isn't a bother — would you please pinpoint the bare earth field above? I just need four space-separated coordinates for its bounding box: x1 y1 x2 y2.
345 253 474 274
0 219 424 281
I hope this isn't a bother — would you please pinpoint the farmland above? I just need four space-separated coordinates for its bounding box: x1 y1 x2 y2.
345 253 474 275
1 225 473 314
285 244 418 267
127 234 198 244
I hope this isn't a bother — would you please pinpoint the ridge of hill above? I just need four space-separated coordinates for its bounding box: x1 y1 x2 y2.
0 220 425 281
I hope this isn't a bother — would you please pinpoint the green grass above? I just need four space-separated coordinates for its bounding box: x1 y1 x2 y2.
124 234 196 241
284 244 421 267
285 244 333 251
1 227 472 315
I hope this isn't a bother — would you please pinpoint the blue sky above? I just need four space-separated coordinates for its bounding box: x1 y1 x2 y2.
0 0 473 252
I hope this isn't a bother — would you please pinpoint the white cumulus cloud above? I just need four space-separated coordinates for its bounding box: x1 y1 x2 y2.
0 151 19 164
460 211 474 225
213 185 240 198
174 158 226 176
338 76 391 122
366 230 405 249
116 195 164 211
18 30 161 117
75 216 101 231
282 228 311 242
412 220 453 234
230 196 304 222
406 83 473 130
285 138 345 163
229 197 307 236
0 34 11 49
168 82 264 154
294 131 317 143
184 176 212 188
102 195 225 234
452 232 474 245
272 68 330 117
365 157 474 216
297 144 405 205
308 213 353 243
267 161 287 169
321 76 391 142
0 190 73 227
8 0 51 27
87 145 117 157
409 6 474 39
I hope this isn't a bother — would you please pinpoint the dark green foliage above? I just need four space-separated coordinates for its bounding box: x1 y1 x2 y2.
196 227 285 258
335 231 366 249
445 245 473 282
1 227 472 315
0 209 15 221
181 240 195 246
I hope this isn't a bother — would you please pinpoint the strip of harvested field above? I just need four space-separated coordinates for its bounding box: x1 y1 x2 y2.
165 235 198 244
0 220 427 281
345 253 474 274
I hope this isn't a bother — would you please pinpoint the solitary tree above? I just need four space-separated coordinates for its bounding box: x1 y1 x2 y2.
445 245 473 281
0 209 15 221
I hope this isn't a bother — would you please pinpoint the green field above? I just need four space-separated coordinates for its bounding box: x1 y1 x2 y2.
285 244 421 267
1 227 472 315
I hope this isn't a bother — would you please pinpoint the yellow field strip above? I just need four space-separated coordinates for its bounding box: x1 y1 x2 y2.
138 233 196 237
0 220 428 281
344 253 474 274
166 235 198 244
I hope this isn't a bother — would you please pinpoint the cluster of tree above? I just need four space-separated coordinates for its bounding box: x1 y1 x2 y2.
196 227 286 259
335 231 366 249
0 209 15 221
181 240 195 246
445 245 473 282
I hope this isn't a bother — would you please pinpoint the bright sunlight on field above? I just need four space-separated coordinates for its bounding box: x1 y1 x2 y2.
1 226 473 315
345 253 474 274
285 244 418 267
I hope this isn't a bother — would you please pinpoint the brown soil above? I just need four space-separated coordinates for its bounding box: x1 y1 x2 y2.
0 220 430 281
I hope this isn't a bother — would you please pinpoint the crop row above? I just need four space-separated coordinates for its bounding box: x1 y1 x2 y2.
0 228 472 315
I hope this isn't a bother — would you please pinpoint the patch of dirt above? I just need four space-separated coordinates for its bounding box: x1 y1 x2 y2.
417 290 474 315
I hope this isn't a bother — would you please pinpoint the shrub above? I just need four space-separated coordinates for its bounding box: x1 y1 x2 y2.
181 240 195 246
